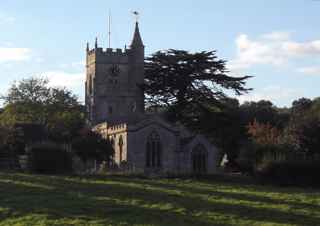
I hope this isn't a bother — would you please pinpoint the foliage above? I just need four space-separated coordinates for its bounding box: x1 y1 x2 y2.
237 142 295 174
240 100 278 125
144 49 251 128
144 50 252 162
204 98 245 162
237 119 282 174
240 100 290 129
296 118 320 157
283 97 320 157
256 160 320 186
247 119 282 145
238 117 299 174
1 173 320 225
237 96 320 177
236 142 258 174
47 108 85 142
28 143 72 174
0 125 10 146
0 102 44 126
72 129 114 164
144 49 251 107
1 77 49 104
4 126 26 155
0 77 85 142
291 97 313 115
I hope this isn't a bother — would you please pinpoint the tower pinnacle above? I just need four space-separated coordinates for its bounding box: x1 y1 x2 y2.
130 22 144 48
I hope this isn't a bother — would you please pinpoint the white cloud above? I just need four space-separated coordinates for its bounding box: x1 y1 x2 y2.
42 71 85 89
0 47 31 63
237 86 301 106
229 32 320 70
261 31 292 41
0 14 15 24
297 66 320 75
282 40 320 56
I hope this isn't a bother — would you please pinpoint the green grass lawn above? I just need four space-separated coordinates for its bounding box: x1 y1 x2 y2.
0 173 319 226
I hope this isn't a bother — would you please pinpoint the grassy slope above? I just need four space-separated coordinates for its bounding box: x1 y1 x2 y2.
0 173 319 226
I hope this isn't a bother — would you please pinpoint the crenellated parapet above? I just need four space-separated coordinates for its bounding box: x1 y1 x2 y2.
87 47 130 56
93 122 128 137
107 123 127 134
92 122 108 135
86 46 131 65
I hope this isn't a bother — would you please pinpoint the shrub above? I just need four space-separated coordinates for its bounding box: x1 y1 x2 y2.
256 160 320 187
28 143 72 174
71 130 114 165
237 142 296 175
237 142 257 174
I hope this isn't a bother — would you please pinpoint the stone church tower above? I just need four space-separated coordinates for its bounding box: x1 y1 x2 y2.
85 22 145 125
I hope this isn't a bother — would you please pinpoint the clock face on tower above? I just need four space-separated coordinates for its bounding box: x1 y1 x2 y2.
109 64 120 77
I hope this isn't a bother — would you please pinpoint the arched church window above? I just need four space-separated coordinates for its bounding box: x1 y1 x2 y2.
118 135 124 163
146 131 161 168
191 144 207 174
110 138 115 154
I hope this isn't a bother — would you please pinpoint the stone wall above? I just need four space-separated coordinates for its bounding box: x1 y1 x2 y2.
127 123 180 174
93 120 220 175
179 136 220 174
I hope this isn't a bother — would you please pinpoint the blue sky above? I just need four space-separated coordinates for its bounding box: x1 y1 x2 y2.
1 0 320 107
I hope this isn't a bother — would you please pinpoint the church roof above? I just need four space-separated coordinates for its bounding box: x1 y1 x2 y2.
131 22 144 47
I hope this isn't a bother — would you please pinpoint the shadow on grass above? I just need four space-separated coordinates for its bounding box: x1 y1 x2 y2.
0 173 320 226
0 177 222 226
104 175 320 213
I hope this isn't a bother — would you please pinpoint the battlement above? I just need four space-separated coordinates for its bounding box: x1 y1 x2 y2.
86 46 131 65
87 47 130 57
92 122 108 133
108 123 127 133
93 122 128 137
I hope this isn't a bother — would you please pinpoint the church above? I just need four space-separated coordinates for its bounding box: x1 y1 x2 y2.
85 21 219 175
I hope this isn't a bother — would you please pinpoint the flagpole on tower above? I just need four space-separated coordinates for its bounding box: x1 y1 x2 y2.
108 10 111 48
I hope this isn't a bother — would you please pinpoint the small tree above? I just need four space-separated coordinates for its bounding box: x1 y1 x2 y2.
284 97 320 158
72 129 114 168
247 119 282 146
5 126 26 155
294 118 320 158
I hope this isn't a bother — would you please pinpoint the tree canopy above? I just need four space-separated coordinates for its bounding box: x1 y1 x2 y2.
72 129 114 164
0 77 85 142
144 50 252 127
144 49 252 109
